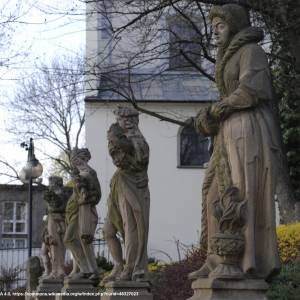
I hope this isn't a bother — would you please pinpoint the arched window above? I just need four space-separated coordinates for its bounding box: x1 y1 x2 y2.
178 125 211 168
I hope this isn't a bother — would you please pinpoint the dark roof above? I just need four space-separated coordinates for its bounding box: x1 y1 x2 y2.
0 184 47 191
85 72 218 103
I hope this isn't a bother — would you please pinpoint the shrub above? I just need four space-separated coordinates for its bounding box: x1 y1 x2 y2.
267 262 300 300
96 256 113 272
0 266 20 291
150 223 300 299
277 223 300 263
149 247 206 300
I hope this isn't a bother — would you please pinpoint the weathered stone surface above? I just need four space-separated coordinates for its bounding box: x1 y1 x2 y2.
102 281 153 300
64 148 101 281
26 256 43 293
35 278 63 300
56 278 99 300
188 278 269 300
188 3 284 300
61 277 97 292
42 176 69 280
189 3 282 282
37 278 63 292
102 106 150 283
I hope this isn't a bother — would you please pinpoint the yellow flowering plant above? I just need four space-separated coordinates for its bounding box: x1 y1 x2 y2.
277 223 300 263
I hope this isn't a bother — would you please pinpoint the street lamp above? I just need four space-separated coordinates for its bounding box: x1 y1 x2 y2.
19 138 43 258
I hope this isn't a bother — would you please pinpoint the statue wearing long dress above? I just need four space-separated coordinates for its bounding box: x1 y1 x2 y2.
188 4 282 281
64 148 101 281
43 176 69 279
103 106 150 282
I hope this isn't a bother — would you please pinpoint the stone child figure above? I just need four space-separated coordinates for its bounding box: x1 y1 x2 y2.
43 176 69 280
103 106 150 282
64 148 101 281
188 4 282 281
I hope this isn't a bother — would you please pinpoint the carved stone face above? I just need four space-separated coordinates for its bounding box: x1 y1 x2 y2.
70 156 85 169
70 149 90 170
49 176 63 191
212 17 231 47
117 115 138 132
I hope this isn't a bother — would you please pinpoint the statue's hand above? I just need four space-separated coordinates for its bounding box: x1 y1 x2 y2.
210 102 229 121
75 176 87 190
81 234 93 244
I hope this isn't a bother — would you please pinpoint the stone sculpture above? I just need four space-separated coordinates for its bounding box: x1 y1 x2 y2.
188 4 282 281
40 215 51 278
27 256 43 292
64 148 101 281
103 106 150 282
42 176 69 280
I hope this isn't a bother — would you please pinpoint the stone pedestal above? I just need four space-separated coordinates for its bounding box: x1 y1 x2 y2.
56 278 100 300
102 281 153 300
35 278 63 300
187 278 269 300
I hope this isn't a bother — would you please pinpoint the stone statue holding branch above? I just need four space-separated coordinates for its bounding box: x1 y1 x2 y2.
188 4 283 281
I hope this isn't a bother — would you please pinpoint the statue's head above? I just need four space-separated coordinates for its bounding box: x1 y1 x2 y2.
70 148 91 168
48 176 63 190
210 4 250 47
114 106 139 132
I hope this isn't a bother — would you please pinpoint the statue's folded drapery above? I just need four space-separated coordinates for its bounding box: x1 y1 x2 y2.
196 25 282 280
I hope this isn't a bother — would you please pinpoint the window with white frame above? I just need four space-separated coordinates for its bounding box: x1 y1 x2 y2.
2 202 27 234
178 125 211 167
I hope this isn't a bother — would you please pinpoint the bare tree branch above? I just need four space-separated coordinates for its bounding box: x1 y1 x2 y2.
0 158 20 182
5 54 85 175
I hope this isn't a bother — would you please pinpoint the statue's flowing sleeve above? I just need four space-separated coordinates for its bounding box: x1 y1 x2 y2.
194 107 219 137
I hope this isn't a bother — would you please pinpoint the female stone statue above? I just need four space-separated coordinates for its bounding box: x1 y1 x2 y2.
189 4 282 281
64 148 101 281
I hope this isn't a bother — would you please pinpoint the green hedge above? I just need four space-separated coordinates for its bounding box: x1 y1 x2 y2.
268 262 300 300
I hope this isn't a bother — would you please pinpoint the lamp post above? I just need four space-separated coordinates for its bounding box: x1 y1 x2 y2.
19 138 43 258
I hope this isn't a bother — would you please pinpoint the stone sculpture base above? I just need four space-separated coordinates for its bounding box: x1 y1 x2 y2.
102 281 153 300
56 278 99 300
35 278 63 300
187 278 269 300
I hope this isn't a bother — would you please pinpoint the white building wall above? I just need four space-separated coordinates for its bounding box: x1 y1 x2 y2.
85 101 208 261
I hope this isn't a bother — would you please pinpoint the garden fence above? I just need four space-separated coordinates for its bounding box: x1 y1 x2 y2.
0 239 109 291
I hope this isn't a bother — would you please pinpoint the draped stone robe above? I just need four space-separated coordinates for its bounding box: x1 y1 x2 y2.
108 125 150 276
195 27 282 279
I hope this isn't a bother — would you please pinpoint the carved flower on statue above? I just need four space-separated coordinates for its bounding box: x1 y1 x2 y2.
210 186 247 264
213 186 247 234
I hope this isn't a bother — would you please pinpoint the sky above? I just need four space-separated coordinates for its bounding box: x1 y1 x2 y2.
0 0 86 183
